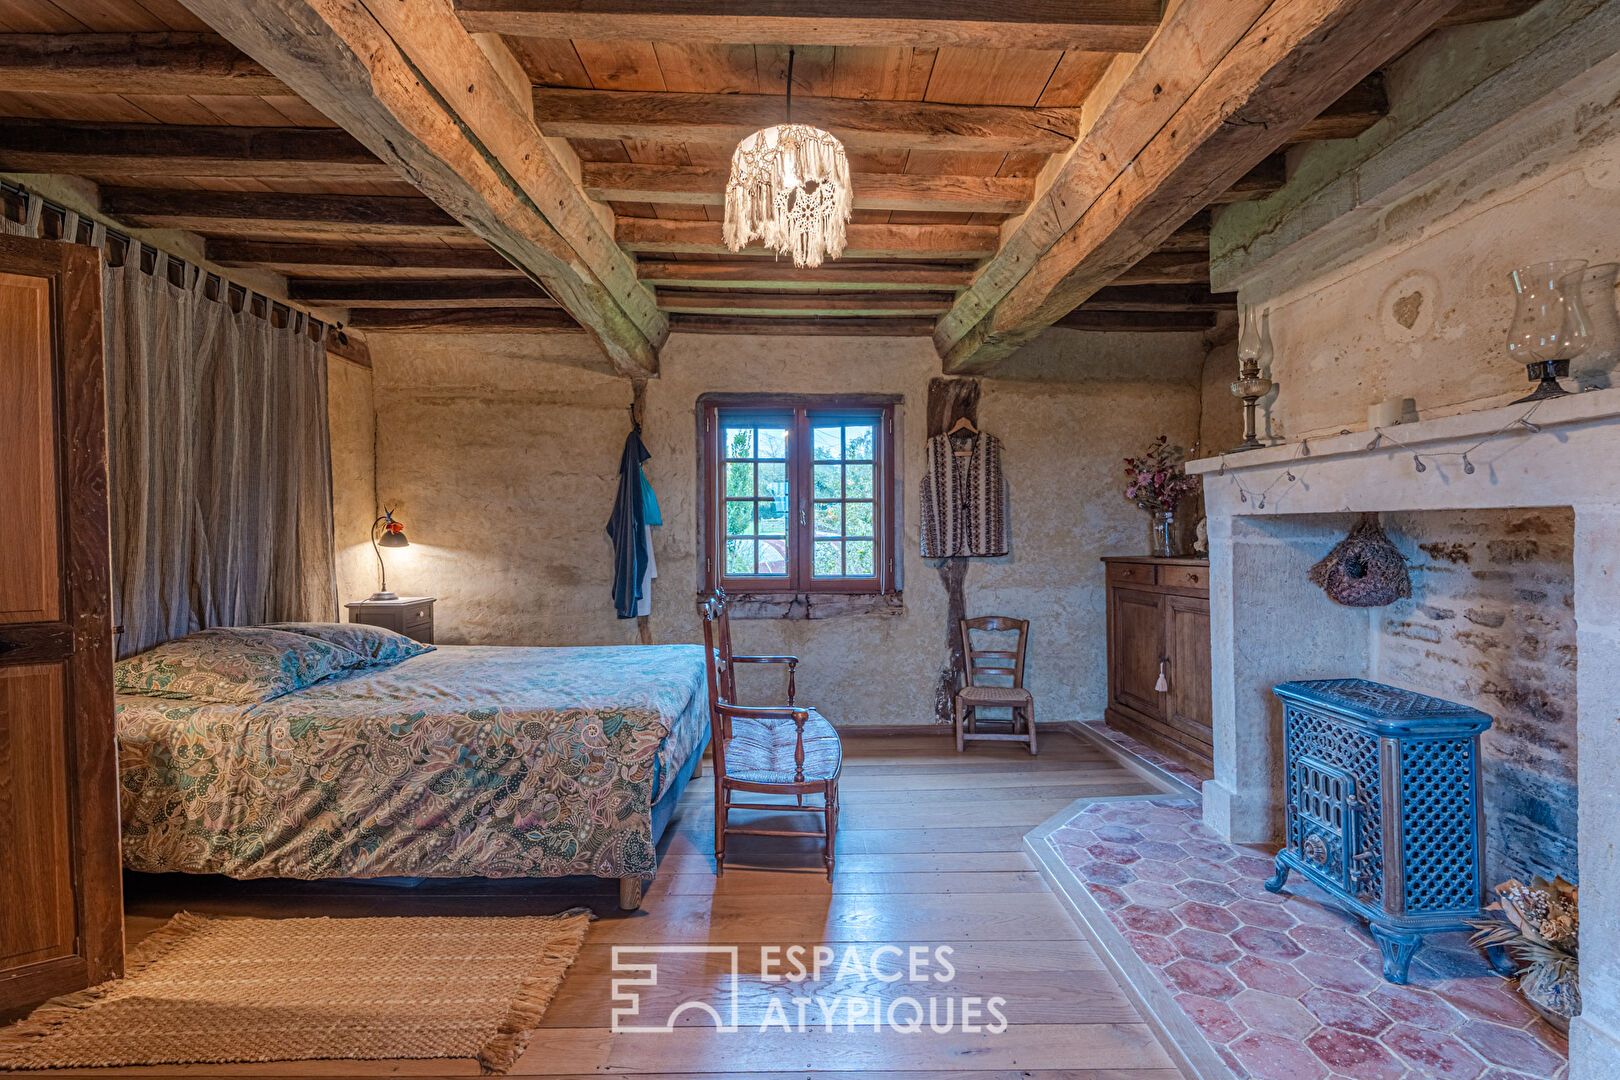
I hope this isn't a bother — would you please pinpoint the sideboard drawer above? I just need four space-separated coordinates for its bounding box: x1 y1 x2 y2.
1107 562 1158 586
1162 565 1208 590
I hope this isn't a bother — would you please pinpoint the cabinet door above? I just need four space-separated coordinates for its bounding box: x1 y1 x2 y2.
1110 587 1165 719
1164 594 1214 757
0 235 121 1011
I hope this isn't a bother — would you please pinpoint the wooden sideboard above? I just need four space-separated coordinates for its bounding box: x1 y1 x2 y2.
1102 556 1214 778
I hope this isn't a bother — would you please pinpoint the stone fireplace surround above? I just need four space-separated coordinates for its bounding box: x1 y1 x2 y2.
1185 388 1620 1078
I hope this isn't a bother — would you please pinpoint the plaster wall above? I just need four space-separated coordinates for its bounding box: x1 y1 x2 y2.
327 356 376 607
362 328 1204 728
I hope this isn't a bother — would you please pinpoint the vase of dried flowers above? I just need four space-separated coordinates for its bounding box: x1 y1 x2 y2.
1124 436 1200 557
1469 876 1580 1033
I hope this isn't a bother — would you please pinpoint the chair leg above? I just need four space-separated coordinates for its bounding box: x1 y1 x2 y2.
823 781 838 881
953 698 965 752
1026 702 1038 756
714 778 727 877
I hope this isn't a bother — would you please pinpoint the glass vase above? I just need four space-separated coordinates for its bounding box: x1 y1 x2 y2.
1148 509 1183 558
1507 260 1587 401
1568 261 1619 390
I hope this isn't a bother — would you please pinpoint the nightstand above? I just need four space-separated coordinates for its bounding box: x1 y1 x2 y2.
345 596 436 643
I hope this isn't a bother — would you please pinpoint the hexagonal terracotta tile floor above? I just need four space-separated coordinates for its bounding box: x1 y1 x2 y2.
1058 723 1568 1080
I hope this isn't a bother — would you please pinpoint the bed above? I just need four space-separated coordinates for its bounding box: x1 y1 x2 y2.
114 625 710 908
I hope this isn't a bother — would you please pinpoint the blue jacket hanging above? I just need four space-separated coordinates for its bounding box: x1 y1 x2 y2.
607 427 651 619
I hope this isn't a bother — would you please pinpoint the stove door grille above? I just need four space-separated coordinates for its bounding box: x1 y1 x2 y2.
1290 754 1358 896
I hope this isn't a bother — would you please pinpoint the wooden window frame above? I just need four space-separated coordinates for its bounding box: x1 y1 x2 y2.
700 393 899 597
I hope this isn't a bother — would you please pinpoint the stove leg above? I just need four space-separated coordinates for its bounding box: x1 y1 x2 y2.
1264 854 1291 894
1369 923 1423 984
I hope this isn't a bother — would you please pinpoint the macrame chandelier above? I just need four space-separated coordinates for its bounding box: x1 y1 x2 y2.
723 49 852 269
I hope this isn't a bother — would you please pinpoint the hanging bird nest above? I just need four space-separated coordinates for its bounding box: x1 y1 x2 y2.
1308 513 1412 607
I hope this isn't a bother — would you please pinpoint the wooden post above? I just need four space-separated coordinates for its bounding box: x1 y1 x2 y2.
925 377 979 726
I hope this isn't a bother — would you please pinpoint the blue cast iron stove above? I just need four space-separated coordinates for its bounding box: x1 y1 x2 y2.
1266 678 1498 984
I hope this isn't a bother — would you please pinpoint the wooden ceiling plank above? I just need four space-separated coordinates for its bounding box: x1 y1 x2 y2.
346 305 581 331
453 1 1164 52
530 88 1079 154
1075 284 1235 312
0 32 285 94
616 218 998 258
177 0 662 375
207 238 522 273
100 188 465 236
288 276 555 306
656 291 953 316
1054 309 1215 332
580 162 1031 213
937 0 1456 374
668 313 936 336
0 118 396 179
635 259 972 291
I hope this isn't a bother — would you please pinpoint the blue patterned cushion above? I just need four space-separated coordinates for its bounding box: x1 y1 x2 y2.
265 622 434 667
114 626 364 704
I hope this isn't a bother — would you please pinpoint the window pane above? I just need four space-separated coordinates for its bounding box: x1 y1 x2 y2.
726 462 754 497
846 540 875 576
813 540 842 578
813 463 841 499
845 424 874 460
845 463 873 498
758 538 788 576
757 426 789 459
758 461 787 495
845 501 874 538
814 501 842 537
756 500 787 537
724 426 754 459
726 538 755 575
813 426 841 461
726 500 754 536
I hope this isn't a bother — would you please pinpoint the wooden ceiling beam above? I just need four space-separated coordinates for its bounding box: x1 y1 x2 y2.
179 0 662 375
1111 252 1210 287
346 306 582 332
0 32 284 95
657 291 952 317
534 89 1078 155
937 0 1464 374
1076 285 1235 313
1209 155 1287 205
583 163 1032 215
1053 310 1216 332
289 277 557 307
635 260 972 292
207 239 519 274
617 219 999 259
455 1 1163 51
0 119 396 182
1155 213 1212 254
100 189 466 237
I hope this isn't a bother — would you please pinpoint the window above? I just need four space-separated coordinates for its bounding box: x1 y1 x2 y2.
701 395 898 596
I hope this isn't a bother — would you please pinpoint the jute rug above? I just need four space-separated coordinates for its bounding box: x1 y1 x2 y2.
0 909 591 1074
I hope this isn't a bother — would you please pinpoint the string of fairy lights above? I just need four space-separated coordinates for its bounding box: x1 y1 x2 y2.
1209 401 1550 510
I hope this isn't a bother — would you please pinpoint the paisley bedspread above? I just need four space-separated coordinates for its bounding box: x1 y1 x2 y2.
117 644 710 881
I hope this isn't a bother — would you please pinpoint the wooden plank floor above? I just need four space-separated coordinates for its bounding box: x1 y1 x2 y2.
33 732 1182 1079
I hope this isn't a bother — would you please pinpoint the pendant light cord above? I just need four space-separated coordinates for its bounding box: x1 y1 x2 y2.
786 47 794 124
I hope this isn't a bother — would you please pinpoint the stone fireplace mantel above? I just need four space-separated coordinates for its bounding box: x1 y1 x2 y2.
1184 387 1620 1076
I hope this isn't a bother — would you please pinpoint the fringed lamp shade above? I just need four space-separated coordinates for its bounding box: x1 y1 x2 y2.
723 123 852 269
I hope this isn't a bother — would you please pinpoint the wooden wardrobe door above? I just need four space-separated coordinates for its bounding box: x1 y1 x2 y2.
1111 588 1165 720
0 234 121 1012
1164 593 1214 767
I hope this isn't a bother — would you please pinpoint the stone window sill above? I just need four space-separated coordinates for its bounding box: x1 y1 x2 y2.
722 592 904 620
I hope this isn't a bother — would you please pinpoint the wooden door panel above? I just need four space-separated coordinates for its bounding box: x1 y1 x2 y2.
0 271 58 625
0 663 75 971
1112 588 1164 719
0 234 121 1013
1166 595 1213 749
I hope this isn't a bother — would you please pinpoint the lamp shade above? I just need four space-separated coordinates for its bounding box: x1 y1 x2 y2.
378 529 409 548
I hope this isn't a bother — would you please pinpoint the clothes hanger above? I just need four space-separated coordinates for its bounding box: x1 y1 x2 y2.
946 416 979 456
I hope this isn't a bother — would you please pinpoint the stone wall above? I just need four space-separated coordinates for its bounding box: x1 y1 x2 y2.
327 356 376 607
1375 508 1579 886
360 328 1205 727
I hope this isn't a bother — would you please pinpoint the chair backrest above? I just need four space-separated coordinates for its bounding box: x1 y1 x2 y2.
959 615 1028 689
700 588 737 703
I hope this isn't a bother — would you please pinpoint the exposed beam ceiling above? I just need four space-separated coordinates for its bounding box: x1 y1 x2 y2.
533 89 1079 154
937 0 1465 373
455 1 1164 51
634 260 973 292
207 240 520 276
0 120 396 182
177 0 663 375
583 164 1032 215
657 291 953 317
1076 285 1236 313
288 277 557 307
1054 310 1216 332
616 219 999 259
0 33 284 95
345 306 581 332
669 314 936 336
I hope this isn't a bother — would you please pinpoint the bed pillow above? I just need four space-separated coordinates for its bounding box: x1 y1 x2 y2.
264 621 434 667
114 626 364 705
